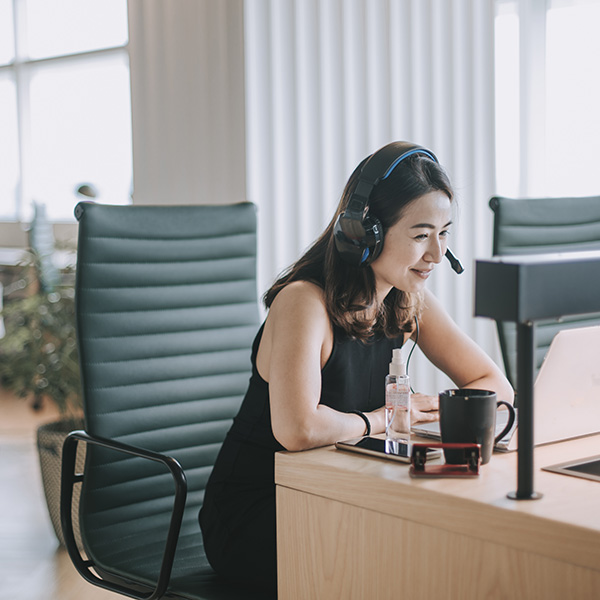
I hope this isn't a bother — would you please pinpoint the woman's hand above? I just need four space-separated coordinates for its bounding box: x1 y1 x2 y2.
411 393 439 424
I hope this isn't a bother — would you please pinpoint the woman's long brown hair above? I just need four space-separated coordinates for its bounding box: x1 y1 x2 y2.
263 153 454 340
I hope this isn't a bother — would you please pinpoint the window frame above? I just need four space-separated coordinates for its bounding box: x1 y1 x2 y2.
0 0 130 249
494 0 600 198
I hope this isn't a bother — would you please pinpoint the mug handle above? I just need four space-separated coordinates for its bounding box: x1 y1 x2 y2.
494 400 516 444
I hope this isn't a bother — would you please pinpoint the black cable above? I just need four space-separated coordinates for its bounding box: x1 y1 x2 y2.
405 316 419 393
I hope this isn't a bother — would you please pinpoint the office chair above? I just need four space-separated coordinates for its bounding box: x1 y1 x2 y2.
490 195 600 388
60 202 270 600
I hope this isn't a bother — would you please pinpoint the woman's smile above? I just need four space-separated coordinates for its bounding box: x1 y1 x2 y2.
411 267 434 279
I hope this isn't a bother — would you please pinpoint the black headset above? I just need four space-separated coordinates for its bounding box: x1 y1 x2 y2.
333 141 464 274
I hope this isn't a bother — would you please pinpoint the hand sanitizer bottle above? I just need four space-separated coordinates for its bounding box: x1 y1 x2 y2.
385 348 411 442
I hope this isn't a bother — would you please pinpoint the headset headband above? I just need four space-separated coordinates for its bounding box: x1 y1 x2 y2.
345 143 439 221
381 148 438 179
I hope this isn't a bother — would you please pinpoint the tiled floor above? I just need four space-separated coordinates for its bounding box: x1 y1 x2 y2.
0 387 116 599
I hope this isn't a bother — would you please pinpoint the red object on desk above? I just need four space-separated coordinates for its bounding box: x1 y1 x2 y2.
410 442 481 478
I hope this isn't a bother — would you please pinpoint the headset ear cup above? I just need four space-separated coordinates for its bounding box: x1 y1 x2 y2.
333 213 365 266
359 214 383 265
333 212 384 267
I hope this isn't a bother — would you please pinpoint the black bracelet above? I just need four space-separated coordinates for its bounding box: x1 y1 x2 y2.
351 410 371 437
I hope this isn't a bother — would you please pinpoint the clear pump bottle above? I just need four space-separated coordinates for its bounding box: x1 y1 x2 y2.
385 348 411 441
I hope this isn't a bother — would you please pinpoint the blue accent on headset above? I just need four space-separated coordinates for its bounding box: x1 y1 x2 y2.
381 149 438 180
360 247 370 264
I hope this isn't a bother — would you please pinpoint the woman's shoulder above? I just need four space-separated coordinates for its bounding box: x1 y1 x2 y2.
266 280 331 339
259 280 334 375
270 279 326 311
419 288 447 321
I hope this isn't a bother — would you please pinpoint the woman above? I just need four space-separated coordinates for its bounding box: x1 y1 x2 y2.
199 141 513 591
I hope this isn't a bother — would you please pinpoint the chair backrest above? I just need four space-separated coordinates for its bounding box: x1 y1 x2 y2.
490 195 600 387
74 202 260 587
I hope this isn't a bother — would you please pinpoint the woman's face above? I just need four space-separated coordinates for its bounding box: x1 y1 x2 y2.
370 190 453 301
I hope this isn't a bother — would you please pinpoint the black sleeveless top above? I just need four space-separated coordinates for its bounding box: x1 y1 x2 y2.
199 322 404 585
212 322 403 478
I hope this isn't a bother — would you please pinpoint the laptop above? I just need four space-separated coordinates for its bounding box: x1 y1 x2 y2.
412 325 600 452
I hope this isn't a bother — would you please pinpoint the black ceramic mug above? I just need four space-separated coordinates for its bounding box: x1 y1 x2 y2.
439 389 516 465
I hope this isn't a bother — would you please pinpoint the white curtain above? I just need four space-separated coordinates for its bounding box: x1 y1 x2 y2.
245 0 501 394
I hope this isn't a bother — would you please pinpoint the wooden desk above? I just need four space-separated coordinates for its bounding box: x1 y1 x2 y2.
275 435 600 599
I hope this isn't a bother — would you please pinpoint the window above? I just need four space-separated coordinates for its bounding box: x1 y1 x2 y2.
495 0 600 198
545 0 600 196
494 3 520 197
0 0 132 224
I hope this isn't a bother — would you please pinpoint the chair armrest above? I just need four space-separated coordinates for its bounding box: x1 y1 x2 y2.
60 430 187 600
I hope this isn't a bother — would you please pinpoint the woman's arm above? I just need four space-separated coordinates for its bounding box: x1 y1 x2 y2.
257 281 385 451
415 289 514 403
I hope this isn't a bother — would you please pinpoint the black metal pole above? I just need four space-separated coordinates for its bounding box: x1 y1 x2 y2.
508 321 542 500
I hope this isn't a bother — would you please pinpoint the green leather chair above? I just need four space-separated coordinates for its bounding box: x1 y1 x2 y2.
490 195 600 388
60 202 270 600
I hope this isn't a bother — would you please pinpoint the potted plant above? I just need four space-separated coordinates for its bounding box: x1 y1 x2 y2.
0 204 84 546
0 257 80 415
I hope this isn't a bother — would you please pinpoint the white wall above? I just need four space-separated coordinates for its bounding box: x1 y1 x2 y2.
127 0 247 206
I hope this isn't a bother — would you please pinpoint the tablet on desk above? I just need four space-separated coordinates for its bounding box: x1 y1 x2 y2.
335 436 442 463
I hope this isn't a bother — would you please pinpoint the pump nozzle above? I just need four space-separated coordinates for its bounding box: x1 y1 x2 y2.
389 348 406 377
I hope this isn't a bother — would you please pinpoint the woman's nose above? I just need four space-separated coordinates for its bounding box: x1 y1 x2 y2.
425 238 444 263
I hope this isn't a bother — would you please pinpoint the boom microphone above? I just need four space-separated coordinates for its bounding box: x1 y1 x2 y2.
445 249 464 274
